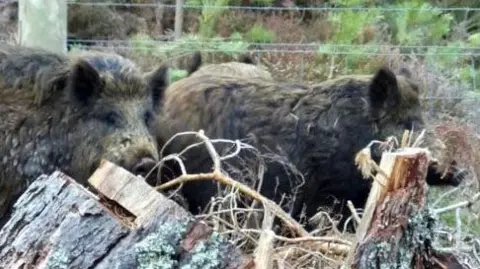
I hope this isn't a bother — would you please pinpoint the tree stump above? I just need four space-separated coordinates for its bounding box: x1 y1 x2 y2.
0 160 254 269
349 148 465 269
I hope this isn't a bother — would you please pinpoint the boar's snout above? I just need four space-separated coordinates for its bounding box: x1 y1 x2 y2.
131 156 157 181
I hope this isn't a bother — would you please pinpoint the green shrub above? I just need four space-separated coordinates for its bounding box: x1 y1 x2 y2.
130 33 156 55
245 24 276 43
384 0 454 46
152 34 250 58
169 69 189 83
188 0 231 38
327 8 382 44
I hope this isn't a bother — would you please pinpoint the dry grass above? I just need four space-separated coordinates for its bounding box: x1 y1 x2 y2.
151 128 480 269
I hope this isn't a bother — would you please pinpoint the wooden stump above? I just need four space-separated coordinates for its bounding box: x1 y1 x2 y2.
348 148 465 269
0 160 254 269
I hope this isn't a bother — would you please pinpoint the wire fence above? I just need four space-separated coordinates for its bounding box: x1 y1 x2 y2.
2 1 480 127
65 40 480 54
66 1 480 12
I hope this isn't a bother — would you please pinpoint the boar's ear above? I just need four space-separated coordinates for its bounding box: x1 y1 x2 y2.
238 54 256 65
67 59 101 105
368 66 401 118
146 64 169 110
186 51 202 75
34 67 69 106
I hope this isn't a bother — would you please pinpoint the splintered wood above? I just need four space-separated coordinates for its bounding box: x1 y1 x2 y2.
0 160 253 269
347 148 465 269
88 159 176 227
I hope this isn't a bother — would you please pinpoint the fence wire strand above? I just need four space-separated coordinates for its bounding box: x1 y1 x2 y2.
67 39 480 50
77 44 480 57
3 1 479 109
66 2 480 12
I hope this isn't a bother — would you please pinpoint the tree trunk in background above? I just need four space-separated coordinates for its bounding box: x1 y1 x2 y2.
155 0 165 37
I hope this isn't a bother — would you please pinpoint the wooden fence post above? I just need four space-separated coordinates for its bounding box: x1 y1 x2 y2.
18 0 67 54
174 0 184 40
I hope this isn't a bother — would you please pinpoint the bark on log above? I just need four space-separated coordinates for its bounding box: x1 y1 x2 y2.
0 160 255 269
349 148 465 269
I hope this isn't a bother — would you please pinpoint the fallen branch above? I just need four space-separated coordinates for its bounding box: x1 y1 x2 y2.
157 130 310 238
155 130 359 261
157 171 309 238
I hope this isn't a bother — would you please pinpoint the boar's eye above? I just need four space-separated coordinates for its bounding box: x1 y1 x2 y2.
103 111 120 127
143 110 153 127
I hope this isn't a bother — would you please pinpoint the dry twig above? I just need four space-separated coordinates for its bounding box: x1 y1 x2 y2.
433 192 480 215
347 200 361 225
254 209 275 269
156 130 309 237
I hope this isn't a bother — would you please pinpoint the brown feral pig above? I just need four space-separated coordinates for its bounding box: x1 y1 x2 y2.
153 66 465 231
186 52 273 81
0 44 169 226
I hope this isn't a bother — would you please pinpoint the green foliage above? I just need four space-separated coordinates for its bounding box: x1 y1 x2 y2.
343 45 381 73
317 0 384 74
425 41 466 67
170 69 189 83
152 34 250 58
188 0 231 38
245 24 276 43
125 0 479 92
333 0 374 6
317 44 381 75
428 188 480 241
250 0 275 6
327 7 382 44
468 33 480 46
424 39 479 91
312 0 478 90
385 1 454 45
130 33 156 55
228 0 273 6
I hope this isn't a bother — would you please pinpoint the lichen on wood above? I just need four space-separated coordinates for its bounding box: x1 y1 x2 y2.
180 232 232 269
350 149 465 269
135 220 189 269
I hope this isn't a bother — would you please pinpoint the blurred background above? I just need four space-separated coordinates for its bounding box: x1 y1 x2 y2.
1 0 479 132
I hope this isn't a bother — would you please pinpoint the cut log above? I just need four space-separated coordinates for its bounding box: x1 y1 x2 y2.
0 160 254 269
347 148 465 269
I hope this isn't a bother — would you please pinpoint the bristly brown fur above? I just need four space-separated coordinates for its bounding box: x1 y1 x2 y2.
237 53 256 65
0 44 169 227
187 51 202 75
186 52 273 81
66 50 152 99
154 67 464 232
